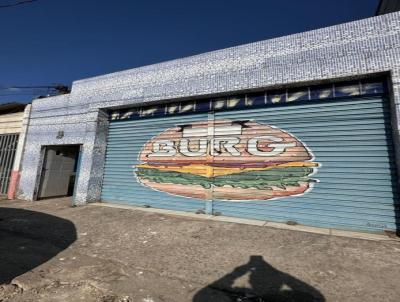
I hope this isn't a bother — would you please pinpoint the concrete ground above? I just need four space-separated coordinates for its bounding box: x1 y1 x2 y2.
0 198 399 302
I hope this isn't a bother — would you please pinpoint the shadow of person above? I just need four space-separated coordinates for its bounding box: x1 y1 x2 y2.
0 207 77 285
193 255 325 302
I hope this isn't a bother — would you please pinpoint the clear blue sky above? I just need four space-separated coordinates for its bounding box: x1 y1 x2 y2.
0 0 379 103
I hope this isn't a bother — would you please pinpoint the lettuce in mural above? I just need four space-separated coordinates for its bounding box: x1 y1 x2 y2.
134 120 319 201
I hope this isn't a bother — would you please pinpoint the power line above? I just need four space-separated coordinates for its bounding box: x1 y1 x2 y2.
0 84 70 101
0 0 38 9
0 84 70 93
0 85 57 89
0 93 43 96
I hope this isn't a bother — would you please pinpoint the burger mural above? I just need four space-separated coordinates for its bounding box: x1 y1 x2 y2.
134 120 320 201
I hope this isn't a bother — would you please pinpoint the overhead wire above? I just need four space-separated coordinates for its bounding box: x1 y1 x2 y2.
0 0 39 9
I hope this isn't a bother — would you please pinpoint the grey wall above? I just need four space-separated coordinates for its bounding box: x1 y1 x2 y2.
17 11 400 204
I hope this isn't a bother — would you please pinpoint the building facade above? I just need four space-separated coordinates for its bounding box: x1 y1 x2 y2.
0 103 31 198
17 11 400 233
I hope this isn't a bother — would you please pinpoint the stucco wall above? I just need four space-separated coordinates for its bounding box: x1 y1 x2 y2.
17 11 400 204
0 111 24 135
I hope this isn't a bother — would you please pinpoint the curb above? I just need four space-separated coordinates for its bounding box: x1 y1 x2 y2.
90 202 399 242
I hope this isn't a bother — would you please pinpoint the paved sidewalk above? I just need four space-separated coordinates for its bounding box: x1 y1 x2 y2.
1 198 400 302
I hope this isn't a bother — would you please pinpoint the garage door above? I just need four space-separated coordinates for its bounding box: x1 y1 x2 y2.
101 90 399 233
102 110 209 212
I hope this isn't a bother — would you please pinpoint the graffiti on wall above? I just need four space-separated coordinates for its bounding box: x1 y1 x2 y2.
134 120 320 201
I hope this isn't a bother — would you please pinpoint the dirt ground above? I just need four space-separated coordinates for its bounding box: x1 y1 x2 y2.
0 198 400 302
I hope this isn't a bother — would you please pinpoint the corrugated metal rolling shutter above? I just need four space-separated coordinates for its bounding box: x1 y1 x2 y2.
102 113 208 212
212 96 398 232
101 96 399 232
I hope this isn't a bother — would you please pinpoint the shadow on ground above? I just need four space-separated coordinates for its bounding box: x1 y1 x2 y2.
0 207 77 285
193 255 325 302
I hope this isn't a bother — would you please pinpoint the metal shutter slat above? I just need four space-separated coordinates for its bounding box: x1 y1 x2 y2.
101 96 398 233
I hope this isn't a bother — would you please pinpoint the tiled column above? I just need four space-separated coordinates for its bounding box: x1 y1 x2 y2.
73 109 109 205
388 69 400 187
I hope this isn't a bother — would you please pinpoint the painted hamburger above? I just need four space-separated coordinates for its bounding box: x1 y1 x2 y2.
134 120 319 201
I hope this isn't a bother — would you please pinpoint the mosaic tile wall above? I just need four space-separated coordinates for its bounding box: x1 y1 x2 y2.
17 11 400 204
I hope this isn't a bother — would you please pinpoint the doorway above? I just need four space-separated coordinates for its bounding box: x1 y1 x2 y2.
38 145 81 199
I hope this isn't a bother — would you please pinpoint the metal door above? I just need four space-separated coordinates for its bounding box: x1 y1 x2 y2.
101 112 209 212
0 134 19 195
212 96 398 232
38 145 80 199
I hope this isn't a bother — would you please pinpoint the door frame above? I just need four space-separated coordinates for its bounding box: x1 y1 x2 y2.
72 145 83 204
34 144 82 201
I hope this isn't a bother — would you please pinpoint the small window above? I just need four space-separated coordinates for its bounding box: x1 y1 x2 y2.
166 103 179 114
267 90 286 104
196 100 211 112
212 98 227 110
110 111 120 120
180 101 196 113
226 96 246 109
246 93 265 107
287 89 309 102
310 85 333 100
361 81 384 95
334 82 360 97
140 106 162 117
120 109 138 120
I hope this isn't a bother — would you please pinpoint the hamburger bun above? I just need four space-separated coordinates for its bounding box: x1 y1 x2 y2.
134 119 319 201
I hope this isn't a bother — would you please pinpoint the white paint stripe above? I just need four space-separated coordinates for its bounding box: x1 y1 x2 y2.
182 124 242 137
